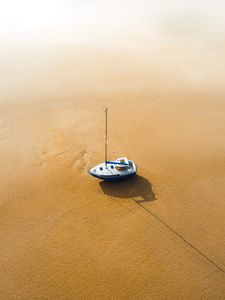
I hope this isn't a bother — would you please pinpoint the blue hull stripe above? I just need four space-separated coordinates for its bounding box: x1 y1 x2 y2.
90 172 136 182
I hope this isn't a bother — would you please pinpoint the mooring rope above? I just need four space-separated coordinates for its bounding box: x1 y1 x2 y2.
133 199 225 275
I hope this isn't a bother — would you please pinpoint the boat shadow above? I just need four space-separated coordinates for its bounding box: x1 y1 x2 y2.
99 175 155 202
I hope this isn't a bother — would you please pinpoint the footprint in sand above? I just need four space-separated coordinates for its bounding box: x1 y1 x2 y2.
73 148 90 173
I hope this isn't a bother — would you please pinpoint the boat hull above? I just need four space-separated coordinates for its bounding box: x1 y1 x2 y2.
89 171 136 181
89 158 137 181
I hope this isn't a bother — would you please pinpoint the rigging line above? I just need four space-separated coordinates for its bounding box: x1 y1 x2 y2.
109 111 131 158
132 199 225 275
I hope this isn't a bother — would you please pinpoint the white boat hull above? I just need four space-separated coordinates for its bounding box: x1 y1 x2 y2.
89 159 137 181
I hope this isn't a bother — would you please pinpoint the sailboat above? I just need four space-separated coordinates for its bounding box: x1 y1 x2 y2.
89 108 137 181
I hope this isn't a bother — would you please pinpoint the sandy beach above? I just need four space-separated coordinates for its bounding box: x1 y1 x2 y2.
1 1 225 299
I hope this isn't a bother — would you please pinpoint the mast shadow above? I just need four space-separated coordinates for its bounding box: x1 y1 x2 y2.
99 175 155 202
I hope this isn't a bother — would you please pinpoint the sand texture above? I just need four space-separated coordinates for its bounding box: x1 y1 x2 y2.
1 1 225 299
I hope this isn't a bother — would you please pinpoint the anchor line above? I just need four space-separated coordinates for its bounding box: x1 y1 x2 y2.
132 199 225 275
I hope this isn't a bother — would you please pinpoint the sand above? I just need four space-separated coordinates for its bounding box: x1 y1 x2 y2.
1 1 225 299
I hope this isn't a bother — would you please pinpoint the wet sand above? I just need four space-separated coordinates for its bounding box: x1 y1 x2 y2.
1 1 225 299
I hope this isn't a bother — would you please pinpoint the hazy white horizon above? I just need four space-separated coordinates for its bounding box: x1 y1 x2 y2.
0 0 224 101
0 1 224 46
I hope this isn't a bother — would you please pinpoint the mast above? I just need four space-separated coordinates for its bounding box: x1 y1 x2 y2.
105 107 108 165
